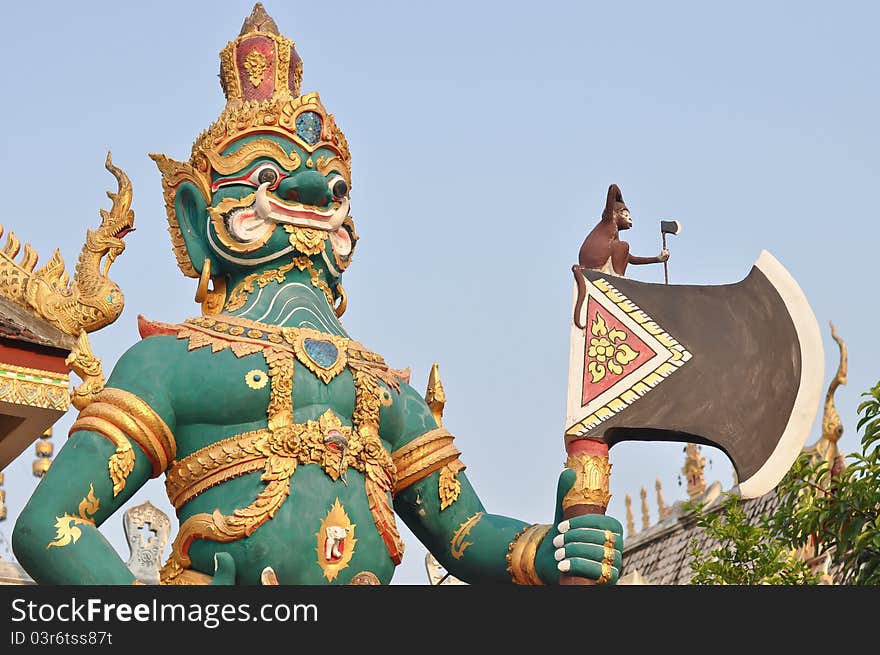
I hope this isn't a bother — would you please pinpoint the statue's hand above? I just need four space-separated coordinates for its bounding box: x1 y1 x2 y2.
210 552 237 585
541 468 624 584
658 248 670 262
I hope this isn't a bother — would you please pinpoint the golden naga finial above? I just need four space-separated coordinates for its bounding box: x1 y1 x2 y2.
640 487 650 531
682 443 707 499
822 322 847 445
805 321 847 467
425 363 446 427
656 478 671 519
625 493 635 535
66 331 107 411
0 153 134 337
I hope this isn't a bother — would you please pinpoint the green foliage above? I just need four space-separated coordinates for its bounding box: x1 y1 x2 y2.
774 380 880 585
687 493 819 585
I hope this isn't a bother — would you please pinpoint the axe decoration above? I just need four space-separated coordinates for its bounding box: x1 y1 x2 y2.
660 220 681 284
560 250 824 584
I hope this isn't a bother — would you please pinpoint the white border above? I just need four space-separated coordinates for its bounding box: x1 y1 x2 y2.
738 250 824 498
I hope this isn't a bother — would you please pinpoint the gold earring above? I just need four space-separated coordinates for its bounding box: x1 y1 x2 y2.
195 258 227 316
195 258 211 303
334 284 347 318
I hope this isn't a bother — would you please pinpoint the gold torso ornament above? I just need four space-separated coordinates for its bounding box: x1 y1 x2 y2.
142 314 406 584
165 409 394 510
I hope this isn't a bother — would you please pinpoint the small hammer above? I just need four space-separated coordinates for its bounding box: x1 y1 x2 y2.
660 220 681 284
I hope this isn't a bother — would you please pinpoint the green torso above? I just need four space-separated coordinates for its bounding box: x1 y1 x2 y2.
160 334 401 584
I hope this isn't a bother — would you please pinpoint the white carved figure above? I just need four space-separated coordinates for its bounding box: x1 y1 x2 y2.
324 526 348 561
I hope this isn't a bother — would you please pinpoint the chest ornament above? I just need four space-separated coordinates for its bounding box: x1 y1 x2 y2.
291 332 348 383
139 315 409 389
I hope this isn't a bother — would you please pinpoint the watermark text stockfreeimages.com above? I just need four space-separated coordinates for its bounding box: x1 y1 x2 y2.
10 597 318 630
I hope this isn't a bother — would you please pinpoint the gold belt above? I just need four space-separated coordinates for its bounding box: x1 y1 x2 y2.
165 409 394 510
160 410 405 584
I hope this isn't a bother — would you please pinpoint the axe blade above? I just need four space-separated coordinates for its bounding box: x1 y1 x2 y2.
565 250 824 498
660 220 682 236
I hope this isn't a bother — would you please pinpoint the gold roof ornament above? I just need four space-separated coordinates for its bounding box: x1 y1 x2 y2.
0 154 133 337
804 322 847 469
625 493 635 536
640 487 650 531
682 443 707 499
0 472 6 522
656 478 671 519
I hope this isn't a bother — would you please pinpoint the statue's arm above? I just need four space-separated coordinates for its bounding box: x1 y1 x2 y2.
12 337 178 584
389 383 559 584
628 249 669 265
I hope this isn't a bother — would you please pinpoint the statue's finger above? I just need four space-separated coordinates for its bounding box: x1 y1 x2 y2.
210 552 236 585
557 557 619 584
554 524 622 546
555 543 622 571
561 513 623 535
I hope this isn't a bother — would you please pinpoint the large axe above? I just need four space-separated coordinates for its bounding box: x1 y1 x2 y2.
561 251 824 584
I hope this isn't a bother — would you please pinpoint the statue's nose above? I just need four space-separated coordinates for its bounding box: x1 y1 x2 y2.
276 171 331 206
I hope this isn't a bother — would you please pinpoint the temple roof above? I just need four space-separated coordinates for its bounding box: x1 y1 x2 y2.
620 482 780 584
0 296 74 353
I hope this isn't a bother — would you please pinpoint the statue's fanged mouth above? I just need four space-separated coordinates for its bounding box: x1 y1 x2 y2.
211 183 352 257
254 183 349 231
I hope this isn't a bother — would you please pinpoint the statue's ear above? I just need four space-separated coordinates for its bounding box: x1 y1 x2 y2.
151 152 218 279
603 184 624 220
174 181 213 275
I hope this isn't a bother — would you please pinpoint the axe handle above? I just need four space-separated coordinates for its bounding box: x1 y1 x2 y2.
560 439 610 586
662 232 669 284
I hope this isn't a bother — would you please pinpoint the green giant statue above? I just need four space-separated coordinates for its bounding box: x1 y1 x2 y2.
12 4 623 585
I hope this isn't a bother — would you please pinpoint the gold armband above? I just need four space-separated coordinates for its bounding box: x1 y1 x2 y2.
506 523 552 585
391 428 466 509
70 388 176 494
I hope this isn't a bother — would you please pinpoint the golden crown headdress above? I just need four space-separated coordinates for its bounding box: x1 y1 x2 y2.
152 3 351 278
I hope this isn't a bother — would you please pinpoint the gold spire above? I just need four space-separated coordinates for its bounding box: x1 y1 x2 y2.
656 478 671 519
240 3 279 35
625 493 635 535
640 487 650 531
682 443 706 499
817 322 847 465
32 428 53 478
425 363 446 427
0 471 6 521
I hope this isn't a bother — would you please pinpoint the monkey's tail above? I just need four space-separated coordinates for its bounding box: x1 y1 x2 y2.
572 265 587 330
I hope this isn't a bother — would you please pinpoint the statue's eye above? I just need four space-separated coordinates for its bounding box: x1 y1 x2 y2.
258 168 278 185
211 162 284 192
328 175 348 200
247 163 282 189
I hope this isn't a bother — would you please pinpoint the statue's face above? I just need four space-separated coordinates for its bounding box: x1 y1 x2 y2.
204 132 355 273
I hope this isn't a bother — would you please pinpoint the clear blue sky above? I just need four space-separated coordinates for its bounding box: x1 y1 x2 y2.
0 1 876 584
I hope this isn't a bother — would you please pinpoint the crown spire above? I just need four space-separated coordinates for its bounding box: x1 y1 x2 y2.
240 3 279 35
219 3 302 106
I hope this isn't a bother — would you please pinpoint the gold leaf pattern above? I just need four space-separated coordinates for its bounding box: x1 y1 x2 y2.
48 484 100 548
586 311 640 383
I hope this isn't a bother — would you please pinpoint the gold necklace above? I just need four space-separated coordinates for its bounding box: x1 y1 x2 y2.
224 256 335 311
